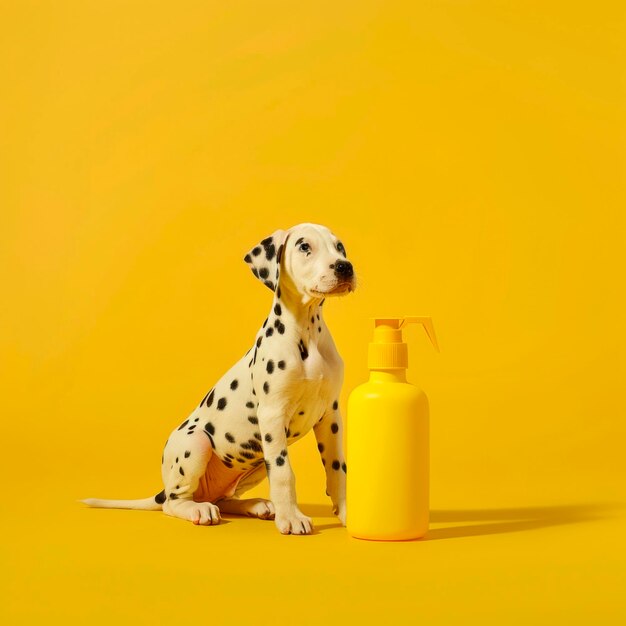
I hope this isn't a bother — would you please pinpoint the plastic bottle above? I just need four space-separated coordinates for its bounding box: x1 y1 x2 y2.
346 317 439 541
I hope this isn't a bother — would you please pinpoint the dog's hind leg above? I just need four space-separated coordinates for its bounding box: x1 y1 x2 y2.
216 465 275 519
160 419 221 525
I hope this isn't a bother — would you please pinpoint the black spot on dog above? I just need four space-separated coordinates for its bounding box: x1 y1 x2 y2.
252 246 262 257
244 254 252 263
278 360 286 370
311 316 315 324
276 286 281 298
266 327 274 337
266 360 274 374
318 326 321 333
256 335 263 349
248 416 258 424
263 318 268 328
225 453 234 459
331 422 339 434
194 417 199 422
199 390 211 407
317 443 324 452
217 397 227 410
225 432 235 443
274 303 282 316
299 339 309 360
224 461 233 468
248 359 253 367
207 389 215 408
320 298 325 306
317 314 320 321
263 381 270 394
333 400 338 410
332 460 340 470
204 422 215 435
264 460 271 473
260 236 275 260
240 451 255 459
245 401 254 409
169 493 179 500
184 451 191 458
241 439 263 452
179 466 185 476
175 457 179 463
276 244 284 263
177 420 189 430
276 456 285 466
188 425 196 431
265 433 272 443
342 462 347 473
292 432 300 437
281 449 287 456
298 410 304 415
254 432 262 441
155 490 166 504
264 280 274 290
230 379 238 390
322 458 326 466
259 267 269 279
286 427 291 437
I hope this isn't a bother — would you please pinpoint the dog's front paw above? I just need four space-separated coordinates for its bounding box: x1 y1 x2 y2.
332 499 347 526
274 508 314 535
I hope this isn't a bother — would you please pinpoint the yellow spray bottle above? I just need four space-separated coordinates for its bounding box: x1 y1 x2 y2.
346 317 439 541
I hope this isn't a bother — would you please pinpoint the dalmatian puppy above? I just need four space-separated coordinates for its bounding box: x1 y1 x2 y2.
82 223 356 535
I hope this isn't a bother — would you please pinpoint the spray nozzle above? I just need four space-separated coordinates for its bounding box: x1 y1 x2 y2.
369 316 439 370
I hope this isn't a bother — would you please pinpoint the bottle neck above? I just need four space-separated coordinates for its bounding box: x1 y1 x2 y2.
369 369 407 383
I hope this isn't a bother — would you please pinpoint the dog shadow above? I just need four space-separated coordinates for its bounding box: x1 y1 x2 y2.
299 502 622 539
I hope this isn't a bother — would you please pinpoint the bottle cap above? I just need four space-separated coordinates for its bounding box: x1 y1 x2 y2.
368 317 439 370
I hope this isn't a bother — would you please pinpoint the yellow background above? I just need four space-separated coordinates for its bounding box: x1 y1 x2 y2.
1 1 625 623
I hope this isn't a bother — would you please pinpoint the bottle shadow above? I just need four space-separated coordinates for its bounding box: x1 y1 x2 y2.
425 503 620 541
300 502 623 539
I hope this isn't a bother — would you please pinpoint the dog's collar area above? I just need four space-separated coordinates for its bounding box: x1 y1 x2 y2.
269 288 324 342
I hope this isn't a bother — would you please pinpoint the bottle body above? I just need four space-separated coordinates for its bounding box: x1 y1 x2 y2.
346 371 429 540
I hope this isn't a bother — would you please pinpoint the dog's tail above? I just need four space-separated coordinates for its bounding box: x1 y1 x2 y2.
79 490 165 511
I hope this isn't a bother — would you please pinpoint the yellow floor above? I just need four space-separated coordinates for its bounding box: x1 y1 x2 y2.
3 482 624 625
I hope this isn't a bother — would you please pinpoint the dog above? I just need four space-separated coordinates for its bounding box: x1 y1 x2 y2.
82 223 356 535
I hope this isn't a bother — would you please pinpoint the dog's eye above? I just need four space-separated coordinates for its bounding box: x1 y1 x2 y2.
336 242 346 257
299 242 311 253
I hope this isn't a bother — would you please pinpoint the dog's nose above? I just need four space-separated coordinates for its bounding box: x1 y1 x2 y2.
334 260 353 278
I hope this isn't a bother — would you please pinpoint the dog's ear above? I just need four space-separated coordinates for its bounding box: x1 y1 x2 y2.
243 229 289 292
